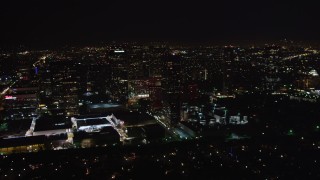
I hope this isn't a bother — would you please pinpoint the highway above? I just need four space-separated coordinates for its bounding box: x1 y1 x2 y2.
153 114 194 141
0 80 17 97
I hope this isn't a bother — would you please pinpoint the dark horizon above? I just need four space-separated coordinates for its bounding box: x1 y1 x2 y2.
1 0 320 48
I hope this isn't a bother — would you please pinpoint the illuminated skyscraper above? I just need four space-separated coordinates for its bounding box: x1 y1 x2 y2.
162 54 182 125
222 47 236 94
109 49 129 104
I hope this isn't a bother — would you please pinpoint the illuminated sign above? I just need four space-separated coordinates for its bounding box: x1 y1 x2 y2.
39 104 46 108
137 94 149 98
5 96 16 100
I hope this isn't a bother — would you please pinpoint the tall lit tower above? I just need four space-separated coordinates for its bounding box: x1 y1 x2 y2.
162 54 183 125
222 46 235 94
109 49 129 104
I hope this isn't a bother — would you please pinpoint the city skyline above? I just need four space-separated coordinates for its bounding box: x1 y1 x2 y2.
1 40 320 179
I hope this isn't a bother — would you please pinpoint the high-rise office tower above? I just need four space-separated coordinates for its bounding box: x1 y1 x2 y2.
109 49 129 104
162 54 183 125
222 47 236 94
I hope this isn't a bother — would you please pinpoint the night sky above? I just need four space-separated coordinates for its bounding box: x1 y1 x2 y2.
0 0 319 47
